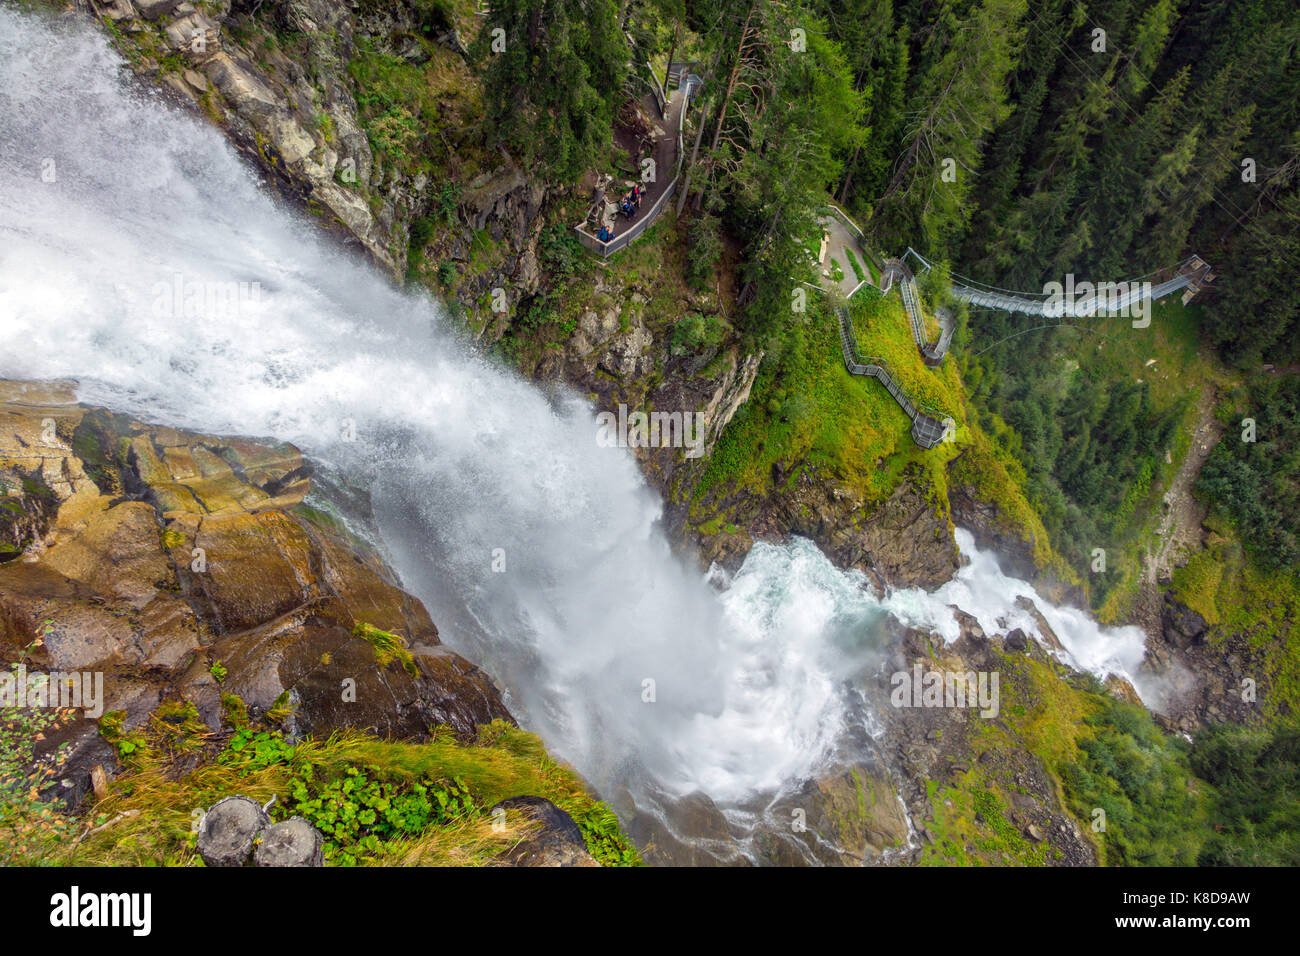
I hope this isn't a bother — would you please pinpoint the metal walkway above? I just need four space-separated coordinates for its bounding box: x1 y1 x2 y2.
855 249 1212 448
835 305 947 449
884 256 952 366
905 250 1214 317
574 65 701 257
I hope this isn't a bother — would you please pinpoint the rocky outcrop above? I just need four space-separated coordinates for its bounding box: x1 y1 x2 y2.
91 0 401 267
756 757 912 866
1013 595 1067 655
864 619 1099 866
491 796 599 867
529 271 764 517
1161 594 1209 648
694 466 960 591
948 485 1036 579
0 379 512 801
1141 592 1269 732
88 0 531 285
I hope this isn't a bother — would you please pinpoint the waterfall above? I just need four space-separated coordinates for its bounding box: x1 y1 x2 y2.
0 7 1148 859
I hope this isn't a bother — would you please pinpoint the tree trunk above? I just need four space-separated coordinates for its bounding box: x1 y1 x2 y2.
677 92 711 217
837 144 862 205
663 23 680 94
697 0 757 212
709 2 756 155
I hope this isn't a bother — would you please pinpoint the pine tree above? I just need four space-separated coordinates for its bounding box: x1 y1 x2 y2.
475 0 628 183
869 0 1028 256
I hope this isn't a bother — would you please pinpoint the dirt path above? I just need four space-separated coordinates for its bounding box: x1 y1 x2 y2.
1135 386 1222 639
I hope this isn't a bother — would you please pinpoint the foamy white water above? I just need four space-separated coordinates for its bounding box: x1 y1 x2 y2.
0 8 1147 843
0 7 855 807
883 529 1150 698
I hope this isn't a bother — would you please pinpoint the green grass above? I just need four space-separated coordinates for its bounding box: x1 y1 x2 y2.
917 654 1094 866
353 622 418 678
10 713 639 867
347 33 484 179
1170 546 1226 626
1171 517 1300 721
844 247 867 285
1085 298 1228 407
694 298 944 507
691 281 1076 583
849 289 962 418
949 424 1075 579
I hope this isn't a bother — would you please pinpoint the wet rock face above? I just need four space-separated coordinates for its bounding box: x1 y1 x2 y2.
619 787 751 867
1162 594 1208 648
948 483 1083 607
757 760 912 866
947 485 1036 579
99 1 545 294
1003 628 1030 652
1014 595 1066 654
858 623 1101 868
0 381 512 796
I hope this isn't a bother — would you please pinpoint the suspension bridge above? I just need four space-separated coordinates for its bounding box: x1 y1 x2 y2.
903 250 1214 318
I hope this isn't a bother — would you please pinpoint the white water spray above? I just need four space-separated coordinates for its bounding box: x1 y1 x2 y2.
0 9 1149 853
0 8 854 807
884 530 1150 697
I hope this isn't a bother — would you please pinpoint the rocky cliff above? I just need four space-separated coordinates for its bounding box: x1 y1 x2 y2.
690 464 960 591
0 379 511 800
1141 592 1276 732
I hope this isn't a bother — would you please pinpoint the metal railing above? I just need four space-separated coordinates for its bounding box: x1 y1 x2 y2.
836 306 949 449
575 178 680 256
821 202 886 283
574 70 697 258
646 60 667 116
885 256 950 365
906 250 1213 317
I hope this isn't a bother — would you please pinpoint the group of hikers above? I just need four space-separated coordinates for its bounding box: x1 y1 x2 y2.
620 183 643 220
595 183 646 244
